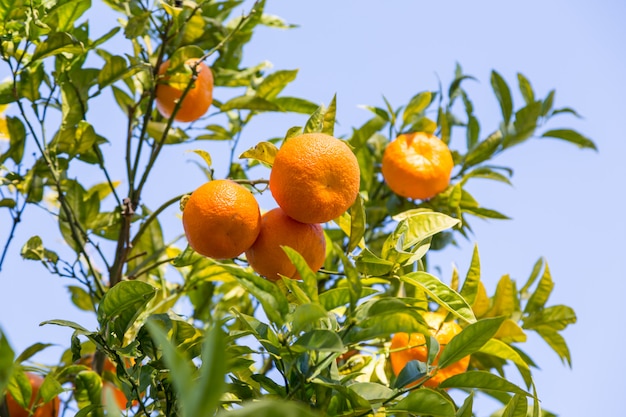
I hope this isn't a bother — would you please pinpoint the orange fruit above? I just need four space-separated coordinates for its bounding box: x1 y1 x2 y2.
182 180 261 259
382 132 454 200
155 58 214 122
5 372 60 417
390 312 469 388
269 133 360 224
245 207 326 281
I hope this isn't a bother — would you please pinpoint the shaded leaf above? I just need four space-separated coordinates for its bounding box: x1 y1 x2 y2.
541 129 597 150
438 316 505 368
391 388 456 417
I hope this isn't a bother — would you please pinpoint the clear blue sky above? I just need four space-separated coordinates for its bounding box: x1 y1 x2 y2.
1 1 624 415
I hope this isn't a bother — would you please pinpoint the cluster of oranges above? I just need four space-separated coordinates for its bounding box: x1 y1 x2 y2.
182 132 361 281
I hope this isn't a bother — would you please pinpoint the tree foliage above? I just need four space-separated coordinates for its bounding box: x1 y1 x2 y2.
0 1 594 416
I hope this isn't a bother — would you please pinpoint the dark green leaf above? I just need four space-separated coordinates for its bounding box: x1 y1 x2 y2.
40 319 90 334
293 330 344 352
0 329 15 395
464 130 502 167
215 399 321 417
541 129 597 150
15 343 53 363
403 91 432 126
490 71 513 124
541 90 555 116
439 370 531 396
291 303 328 334
391 388 456 417
229 267 289 326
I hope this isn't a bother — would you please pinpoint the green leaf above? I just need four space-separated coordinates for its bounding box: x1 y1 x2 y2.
522 305 576 332
185 324 227 417
459 245 481 305
40 319 91 334
438 317 505 369
490 70 513 124
354 248 394 276
31 32 85 62
43 0 91 32
19 63 44 102
256 69 298 100
272 96 319 114
502 393 528 417
479 339 530 371
98 55 141 89
97 281 156 343
74 370 104 416
239 141 278 166
505 101 542 148
145 320 195 399
291 303 329 334
318 287 378 311
229 267 289 326
520 258 544 297
293 329 344 352
456 392 474 417
282 247 319 302
464 130 502 167
391 388 456 417
220 95 281 112
2 117 26 164
401 272 476 324
535 328 572 366
215 399 321 417
439 370 531 396
20 236 58 265
403 91 433 126
541 129 597 150
304 105 324 133
0 328 15 395
517 73 535 105
347 194 366 253
68 285 95 312
394 359 428 389
15 343 53 363
541 90 555 116
524 262 553 314
348 383 394 403
322 94 337 136
486 274 517 318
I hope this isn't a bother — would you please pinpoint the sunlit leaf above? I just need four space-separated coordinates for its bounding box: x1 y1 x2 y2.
401 272 476 324
239 141 278 166
438 316 505 368
256 69 297 100
97 281 156 343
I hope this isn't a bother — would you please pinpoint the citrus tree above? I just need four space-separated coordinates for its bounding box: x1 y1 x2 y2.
0 1 596 416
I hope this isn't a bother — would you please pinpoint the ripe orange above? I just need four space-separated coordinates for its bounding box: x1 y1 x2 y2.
4 372 60 417
390 312 469 388
155 58 214 122
182 180 261 259
269 133 360 224
382 132 454 200
245 207 326 281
